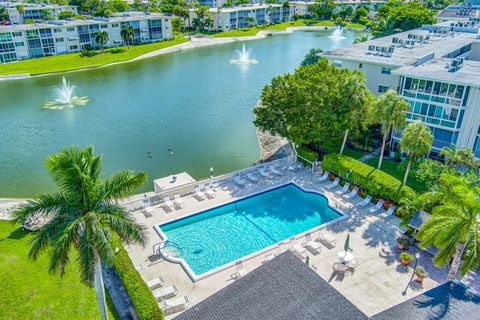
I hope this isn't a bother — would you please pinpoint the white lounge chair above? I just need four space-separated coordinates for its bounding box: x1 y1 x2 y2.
378 205 396 219
316 171 329 182
292 244 308 259
153 285 178 301
326 178 339 189
246 172 258 183
335 182 351 195
303 235 322 255
270 166 282 176
231 263 247 280
357 195 372 207
159 296 189 315
143 206 154 218
163 195 175 211
261 252 275 264
316 232 337 248
194 186 205 200
147 276 165 290
173 194 185 208
259 166 270 178
369 199 385 213
344 186 359 199
234 175 246 187
204 184 216 198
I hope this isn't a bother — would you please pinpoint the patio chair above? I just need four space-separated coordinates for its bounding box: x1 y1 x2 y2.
270 166 282 176
292 244 308 259
379 205 397 219
347 258 360 274
234 175 246 187
153 285 178 301
143 206 154 218
231 263 247 280
325 178 339 189
332 262 350 274
246 172 258 183
303 233 322 255
335 182 351 195
357 195 372 207
194 186 206 200
316 232 337 248
259 166 270 178
163 195 175 211
173 194 185 208
315 171 329 182
261 252 275 264
204 184 216 199
344 186 359 199
159 296 190 315
147 276 165 290
369 199 385 213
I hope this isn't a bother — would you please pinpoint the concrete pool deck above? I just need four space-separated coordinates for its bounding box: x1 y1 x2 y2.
125 166 450 319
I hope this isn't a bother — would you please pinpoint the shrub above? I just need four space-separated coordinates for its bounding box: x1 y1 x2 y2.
396 236 409 247
111 236 163 320
321 154 415 203
415 265 428 278
400 252 414 262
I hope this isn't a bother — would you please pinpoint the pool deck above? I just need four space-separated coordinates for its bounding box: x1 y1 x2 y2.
126 167 449 318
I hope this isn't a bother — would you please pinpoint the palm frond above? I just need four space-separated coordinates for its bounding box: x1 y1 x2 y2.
13 192 69 224
101 171 147 200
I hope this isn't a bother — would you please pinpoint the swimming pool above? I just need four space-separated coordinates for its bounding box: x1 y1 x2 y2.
156 183 345 279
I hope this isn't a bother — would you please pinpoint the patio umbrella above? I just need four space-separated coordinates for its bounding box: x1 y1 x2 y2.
342 234 352 263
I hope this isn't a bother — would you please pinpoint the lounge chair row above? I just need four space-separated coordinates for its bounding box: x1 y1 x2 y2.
147 276 190 315
292 231 337 259
194 183 217 200
234 163 286 188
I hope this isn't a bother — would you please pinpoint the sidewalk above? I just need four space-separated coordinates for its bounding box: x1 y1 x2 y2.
357 147 381 163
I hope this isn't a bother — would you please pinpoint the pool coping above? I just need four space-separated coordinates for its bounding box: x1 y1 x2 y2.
153 180 348 282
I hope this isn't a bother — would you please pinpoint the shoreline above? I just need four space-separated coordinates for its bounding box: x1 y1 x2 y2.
0 26 349 81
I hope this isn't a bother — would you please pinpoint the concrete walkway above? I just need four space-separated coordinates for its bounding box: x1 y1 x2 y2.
358 147 381 163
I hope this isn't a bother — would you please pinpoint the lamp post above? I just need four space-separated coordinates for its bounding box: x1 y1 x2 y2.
402 252 420 296
210 167 214 182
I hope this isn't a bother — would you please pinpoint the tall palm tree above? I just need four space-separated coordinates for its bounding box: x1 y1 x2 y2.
95 31 109 52
370 90 409 169
417 174 480 280
120 25 135 48
13 146 147 320
440 145 462 167
16 4 25 23
458 148 479 170
399 120 433 185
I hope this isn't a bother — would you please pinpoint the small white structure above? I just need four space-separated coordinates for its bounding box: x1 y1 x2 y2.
153 172 196 193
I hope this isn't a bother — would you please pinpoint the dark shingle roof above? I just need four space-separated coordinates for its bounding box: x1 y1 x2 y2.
409 210 431 230
174 251 369 320
373 281 480 320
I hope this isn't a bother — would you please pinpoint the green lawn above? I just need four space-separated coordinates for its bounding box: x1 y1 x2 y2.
319 140 366 160
213 20 365 38
0 220 119 319
0 36 189 76
364 156 428 193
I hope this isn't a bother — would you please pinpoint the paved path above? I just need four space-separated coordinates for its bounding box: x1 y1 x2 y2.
357 147 381 163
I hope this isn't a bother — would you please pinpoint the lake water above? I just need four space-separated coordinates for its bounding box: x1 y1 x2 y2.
0 29 361 197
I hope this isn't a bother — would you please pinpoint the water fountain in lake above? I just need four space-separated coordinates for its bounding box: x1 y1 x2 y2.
230 43 258 65
329 27 346 40
43 77 89 110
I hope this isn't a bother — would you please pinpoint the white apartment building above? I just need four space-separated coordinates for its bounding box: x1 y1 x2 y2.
323 21 480 158
0 12 172 62
188 4 293 31
291 0 385 17
0 2 78 24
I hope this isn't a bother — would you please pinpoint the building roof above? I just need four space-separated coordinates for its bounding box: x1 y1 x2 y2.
174 251 369 320
373 281 480 320
408 210 431 230
153 172 196 193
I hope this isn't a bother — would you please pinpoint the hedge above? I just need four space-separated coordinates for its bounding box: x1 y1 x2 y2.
111 236 164 320
321 154 416 203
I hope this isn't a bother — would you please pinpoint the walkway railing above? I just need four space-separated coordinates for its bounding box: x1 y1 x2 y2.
122 156 293 212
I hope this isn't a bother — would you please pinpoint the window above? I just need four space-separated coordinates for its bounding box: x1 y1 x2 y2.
55 37 64 42
358 63 362 69
381 67 392 74
101 24 108 29
111 23 119 27
15 42 24 47
12 32 22 37
67 27 75 32
54 28 62 33
333 60 342 68
69 45 78 50
378 85 389 93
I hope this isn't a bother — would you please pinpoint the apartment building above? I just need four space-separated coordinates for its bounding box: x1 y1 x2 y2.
0 2 78 24
323 21 480 158
0 12 172 62
290 0 385 17
188 4 293 31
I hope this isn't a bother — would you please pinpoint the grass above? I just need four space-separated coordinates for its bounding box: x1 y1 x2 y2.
364 156 428 193
0 220 119 319
319 140 366 160
0 35 189 76
213 19 365 38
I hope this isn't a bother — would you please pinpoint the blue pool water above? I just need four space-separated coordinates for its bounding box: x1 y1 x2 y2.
160 183 342 276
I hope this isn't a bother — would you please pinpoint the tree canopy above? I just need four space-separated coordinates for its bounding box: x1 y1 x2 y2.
253 58 372 149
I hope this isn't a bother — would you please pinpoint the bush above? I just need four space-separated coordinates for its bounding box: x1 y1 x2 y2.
111 236 163 320
400 252 414 262
322 153 415 203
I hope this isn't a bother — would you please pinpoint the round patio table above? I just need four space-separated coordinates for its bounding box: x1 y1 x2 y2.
337 251 354 263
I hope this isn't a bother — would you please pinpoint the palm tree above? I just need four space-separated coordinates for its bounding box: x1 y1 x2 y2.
16 4 25 23
95 31 109 52
417 174 480 280
370 90 409 169
458 148 479 170
120 25 135 48
441 146 478 170
440 145 462 167
13 146 147 320
399 120 433 185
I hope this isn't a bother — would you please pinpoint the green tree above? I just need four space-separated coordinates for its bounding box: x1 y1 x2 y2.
338 5 353 19
42 9 54 21
282 0 290 10
13 146 147 320
417 174 480 280
312 0 335 20
245 16 256 27
254 58 371 154
58 10 77 19
95 30 109 52
370 90 408 169
351 6 368 22
300 48 323 66
399 120 433 185
16 4 25 23
440 145 462 167
353 35 368 43
172 17 185 36
0 7 10 22
120 25 135 48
